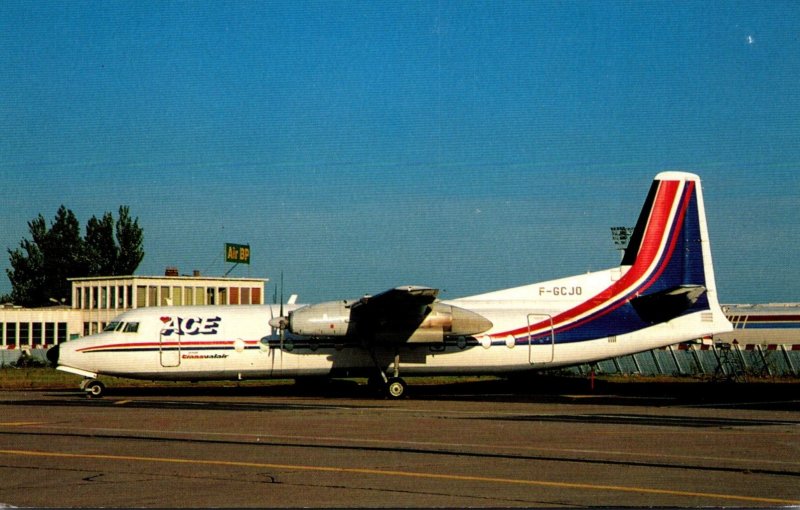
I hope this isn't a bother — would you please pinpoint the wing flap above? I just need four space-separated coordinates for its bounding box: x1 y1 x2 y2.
351 286 491 344
351 286 439 343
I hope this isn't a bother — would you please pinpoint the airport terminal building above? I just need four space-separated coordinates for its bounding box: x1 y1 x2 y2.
0 272 266 361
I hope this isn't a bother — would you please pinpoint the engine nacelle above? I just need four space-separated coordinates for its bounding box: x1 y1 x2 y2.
288 300 353 337
286 299 492 342
425 303 493 336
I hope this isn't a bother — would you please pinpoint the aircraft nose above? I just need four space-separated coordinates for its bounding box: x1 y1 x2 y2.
46 344 59 366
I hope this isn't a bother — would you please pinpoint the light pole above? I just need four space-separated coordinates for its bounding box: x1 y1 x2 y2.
610 227 634 262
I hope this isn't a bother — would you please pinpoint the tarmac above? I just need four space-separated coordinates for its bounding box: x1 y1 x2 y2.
1 376 799 507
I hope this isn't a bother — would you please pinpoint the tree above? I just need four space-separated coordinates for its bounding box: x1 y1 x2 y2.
7 216 48 306
85 212 118 276
114 206 144 275
41 206 87 303
6 205 145 307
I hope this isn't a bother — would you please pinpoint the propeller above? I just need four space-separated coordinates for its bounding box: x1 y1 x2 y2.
268 271 288 347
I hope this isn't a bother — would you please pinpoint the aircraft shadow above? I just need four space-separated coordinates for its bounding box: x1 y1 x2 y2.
32 375 800 412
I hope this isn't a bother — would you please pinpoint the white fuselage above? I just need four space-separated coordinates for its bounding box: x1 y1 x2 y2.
53 172 734 385
55 266 730 382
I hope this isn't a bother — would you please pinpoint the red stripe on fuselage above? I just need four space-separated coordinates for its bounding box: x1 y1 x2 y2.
497 179 687 339
542 180 694 338
77 339 259 353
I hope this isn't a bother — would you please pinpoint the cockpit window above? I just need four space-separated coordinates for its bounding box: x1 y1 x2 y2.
103 322 121 332
123 322 139 333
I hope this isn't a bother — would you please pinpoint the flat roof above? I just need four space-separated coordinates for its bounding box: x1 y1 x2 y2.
69 275 268 283
723 303 800 315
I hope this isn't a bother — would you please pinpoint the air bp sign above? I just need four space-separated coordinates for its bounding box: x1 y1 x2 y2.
225 243 251 264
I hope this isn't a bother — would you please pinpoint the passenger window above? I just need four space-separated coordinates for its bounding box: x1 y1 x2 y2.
123 322 139 333
104 322 121 332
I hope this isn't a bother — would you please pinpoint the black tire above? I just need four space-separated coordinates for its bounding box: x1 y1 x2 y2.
385 377 407 399
85 380 105 398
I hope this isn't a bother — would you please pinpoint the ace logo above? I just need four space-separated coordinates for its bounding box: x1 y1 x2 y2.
160 316 222 336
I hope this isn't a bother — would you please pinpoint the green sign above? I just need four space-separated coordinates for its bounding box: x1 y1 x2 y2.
225 243 251 264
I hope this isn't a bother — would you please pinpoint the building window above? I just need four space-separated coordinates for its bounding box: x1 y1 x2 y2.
19 322 30 345
6 323 17 345
32 323 43 344
206 287 216 305
57 323 67 344
172 286 183 306
195 287 205 305
101 287 108 309
92 287 99 309
45 323 55 344
148 286 157 308
241 287 251 305
161 286 170 306
84 287 91 310
83 322 90 336
136 286 147 307
0 322 3 346
252 287 262 305
218 288 227 305
184 287 194 305
126 285 133 308
230 287 240 305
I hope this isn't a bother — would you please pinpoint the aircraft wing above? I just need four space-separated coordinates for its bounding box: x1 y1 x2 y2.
350 285 439 333
350 285 442 344
285 285 490 343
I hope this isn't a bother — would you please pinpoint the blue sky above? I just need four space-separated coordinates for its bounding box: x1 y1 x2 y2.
1 0 798 304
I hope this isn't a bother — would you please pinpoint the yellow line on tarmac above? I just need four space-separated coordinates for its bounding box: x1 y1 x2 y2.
0 422 46 427
0 448 798 506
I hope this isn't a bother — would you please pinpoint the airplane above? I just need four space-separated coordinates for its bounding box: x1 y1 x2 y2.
47 171 733 398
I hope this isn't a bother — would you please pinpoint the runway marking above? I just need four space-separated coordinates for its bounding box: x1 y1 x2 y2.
1 448 798 506
14 423 800 471
56 426 800 469
112 400 132 405
0 422 46 427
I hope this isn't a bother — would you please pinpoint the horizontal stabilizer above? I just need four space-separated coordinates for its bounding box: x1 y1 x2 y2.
631 285 707 324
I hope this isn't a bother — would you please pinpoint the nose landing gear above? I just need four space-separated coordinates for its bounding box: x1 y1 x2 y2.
80 378 106 398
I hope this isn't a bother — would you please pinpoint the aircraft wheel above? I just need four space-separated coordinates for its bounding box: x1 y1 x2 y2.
385 377 407 399
84 380 105 398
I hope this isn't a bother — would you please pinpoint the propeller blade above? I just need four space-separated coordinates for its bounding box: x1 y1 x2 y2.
279 271 285 349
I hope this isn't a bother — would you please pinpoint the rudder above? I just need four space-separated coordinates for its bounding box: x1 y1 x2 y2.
622 171 722 322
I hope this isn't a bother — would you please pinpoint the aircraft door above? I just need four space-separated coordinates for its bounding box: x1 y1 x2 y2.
527 314 554 364
159 329 181 367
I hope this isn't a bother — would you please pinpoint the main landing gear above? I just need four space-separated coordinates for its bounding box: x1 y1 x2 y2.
385 377 407 399
80 378 106 398
368 374 408 399
368 352 408 399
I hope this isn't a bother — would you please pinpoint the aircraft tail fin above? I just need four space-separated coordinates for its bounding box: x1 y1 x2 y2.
620 171 724 323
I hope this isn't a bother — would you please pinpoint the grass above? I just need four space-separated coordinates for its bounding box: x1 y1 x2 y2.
0 367 80 390
2 367 798 393
0 367 296 391
0 367 500 392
